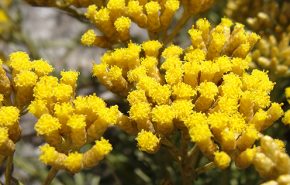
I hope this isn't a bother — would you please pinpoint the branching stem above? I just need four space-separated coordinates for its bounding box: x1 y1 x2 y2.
43 167 59 185
5 155 14 185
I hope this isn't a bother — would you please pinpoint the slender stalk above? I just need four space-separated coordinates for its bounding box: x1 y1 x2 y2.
163 10 191 45
43 167 59 185
180 130 193 185
162 138 181 162
195 162 215 175
5 155 14 185
188 145 200 167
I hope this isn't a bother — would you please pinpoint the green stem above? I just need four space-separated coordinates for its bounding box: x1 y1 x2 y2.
5 155 14 185
43 167 59 185
188 145 201 172
195 162 215 175
163 10 191 45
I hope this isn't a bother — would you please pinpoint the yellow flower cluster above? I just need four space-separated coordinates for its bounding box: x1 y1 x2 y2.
252 34 290 78
226 0 290 79
29 70 119 173
0 51 55 165
253 136 290 185
92 18 283 168
81 0 214 47
7 51 54 109
226 0 289 35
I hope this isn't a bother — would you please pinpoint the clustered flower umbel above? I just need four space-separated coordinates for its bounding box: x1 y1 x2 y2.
29 68 118 173
253 136 290 185
81 0 214 47
226 0 290 79
0 52 53 164
92 18 284 169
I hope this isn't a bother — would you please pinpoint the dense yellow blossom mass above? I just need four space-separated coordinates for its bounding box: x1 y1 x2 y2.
29 70 117 173
81 0 214 47
0 52 54 163
92 18 283 172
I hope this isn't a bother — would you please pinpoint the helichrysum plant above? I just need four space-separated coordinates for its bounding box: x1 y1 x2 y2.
91 18 285 183
0 0 290 185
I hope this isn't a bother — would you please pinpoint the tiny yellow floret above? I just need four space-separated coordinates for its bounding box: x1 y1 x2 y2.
81 29 97 46
142 40 162 57
114 16 131 32
214 151 231 169
172 82 196 99
161 45 183 58
129 102 151 122
64 152 83 173
0 106 19 127
32 59 54 76
28 99 49 118
282 110 290 125
14 71 38 87
92 138 113 158
197 82 218 100
67 114 86 129
39 144 59 164
136 130 160 153
60 70 79 88
35 114 61 135
9 51 31 72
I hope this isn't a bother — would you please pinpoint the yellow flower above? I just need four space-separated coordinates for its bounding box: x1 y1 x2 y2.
235 148 256 169
142 40 162 57
32 59 54 76
9 51 31 73
39 144 59 165
81 138 112 168
152 105 175 134
172 82 196 100
28 99 49 118
0 106 19 128
214 151 231 169
136 130 160 153
129 102 151 122
60 71 79 89
67 114 87 147
14 71 38 88
81 29 97 46
282 110 290 125
64 152 83 173
34 114 61 136
114 16 131 41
